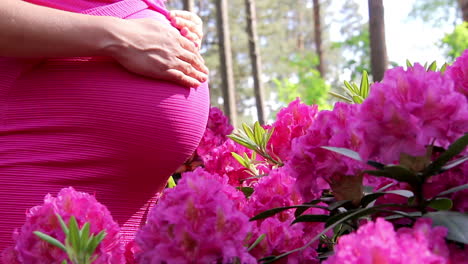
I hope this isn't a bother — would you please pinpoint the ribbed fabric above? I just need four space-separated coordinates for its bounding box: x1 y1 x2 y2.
0 0 210 257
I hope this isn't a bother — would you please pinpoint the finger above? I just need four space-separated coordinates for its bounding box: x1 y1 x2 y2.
166 69 202 88
177 49 208 75
177 38 208 73
180 28 201 47
174 59 208 83
172 17 203 40
170 10 203 25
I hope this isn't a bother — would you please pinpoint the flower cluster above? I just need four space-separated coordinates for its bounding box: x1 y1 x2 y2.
245 168 323 263
324 218 450 264
135 168 256 264
5 187 124 264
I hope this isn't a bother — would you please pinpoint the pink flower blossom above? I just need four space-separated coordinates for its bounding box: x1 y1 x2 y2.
203 138 270 186
357 64 468 164
10 187 124 264
196 107 233 157
324 218 449 264
136 168 256 264
246 168 323 263
446 49 468 97
268 99 318 162
287 102 364 201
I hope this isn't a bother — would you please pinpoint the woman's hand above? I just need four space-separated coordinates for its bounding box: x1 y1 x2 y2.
169 10 204 49
106 18 208 88
0 0 208 88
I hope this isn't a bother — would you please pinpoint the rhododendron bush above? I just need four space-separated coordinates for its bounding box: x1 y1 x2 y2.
3 51 468 264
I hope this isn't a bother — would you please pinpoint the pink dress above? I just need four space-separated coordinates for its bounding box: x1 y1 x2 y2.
0 0 209 255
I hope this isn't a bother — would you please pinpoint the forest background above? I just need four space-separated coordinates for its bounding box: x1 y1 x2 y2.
166 0 468 126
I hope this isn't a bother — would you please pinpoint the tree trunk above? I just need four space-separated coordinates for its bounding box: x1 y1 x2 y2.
183 0 195 12
368 0 388 82
458 0 468 21
244 0 266 124
313 0 325 77
215 0 237 125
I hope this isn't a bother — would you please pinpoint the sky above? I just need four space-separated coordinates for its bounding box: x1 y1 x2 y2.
329 0 460 66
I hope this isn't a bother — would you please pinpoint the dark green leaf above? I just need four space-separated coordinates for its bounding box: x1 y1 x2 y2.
250 204 327 221
34 231 66 251
366 160 385 169
328 200 352 211
428 198 453 210
425 211 468 244
237 187 254 198
292 214 329 224
436 184 468 197
248 234 265 252
321 146 362 161
441 156 468 171
366 166 420 185
425 133 468 176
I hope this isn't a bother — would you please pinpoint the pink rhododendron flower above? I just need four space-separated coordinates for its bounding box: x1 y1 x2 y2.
246 168 323 263
324 218 450 264
424 160 468 212
357 64 468 164
10 187 124 264
268 99 318 162
446 49 468 97
203 138 270 186
136 168 256 264
287 102 364 201
196 107 234 157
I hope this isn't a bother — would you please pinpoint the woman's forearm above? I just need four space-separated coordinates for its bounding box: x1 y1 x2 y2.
0 0 117 58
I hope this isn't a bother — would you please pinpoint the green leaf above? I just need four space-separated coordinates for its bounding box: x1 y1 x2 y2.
366 166 420 185
87 231 106 257
227 134 257 150
424 211 468 244
56 214 69 235
441 155 468 171
406 59 413 68
436 184 468 197
61 260 67 264
34 231 67 251
242 123 255 141
328 91 353 103
440 63 448 73
321 146 362 161
359 70 369 98
428 198 453 210
352 95 363 104
253 122 265 146
292 214 329 224
328 200 352 211
250 204 326 221
237 186 254 198
166 176 176 188
425 133 468 176
427 61 437 71
80 222 90 252
232 152 248 168
68 216 80 249
360 190 413 208
248 234 266 252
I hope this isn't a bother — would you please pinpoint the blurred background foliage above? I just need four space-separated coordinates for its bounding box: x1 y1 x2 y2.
168 0 467 125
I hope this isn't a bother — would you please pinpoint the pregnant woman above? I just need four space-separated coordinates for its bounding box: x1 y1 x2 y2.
0 0 210 255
